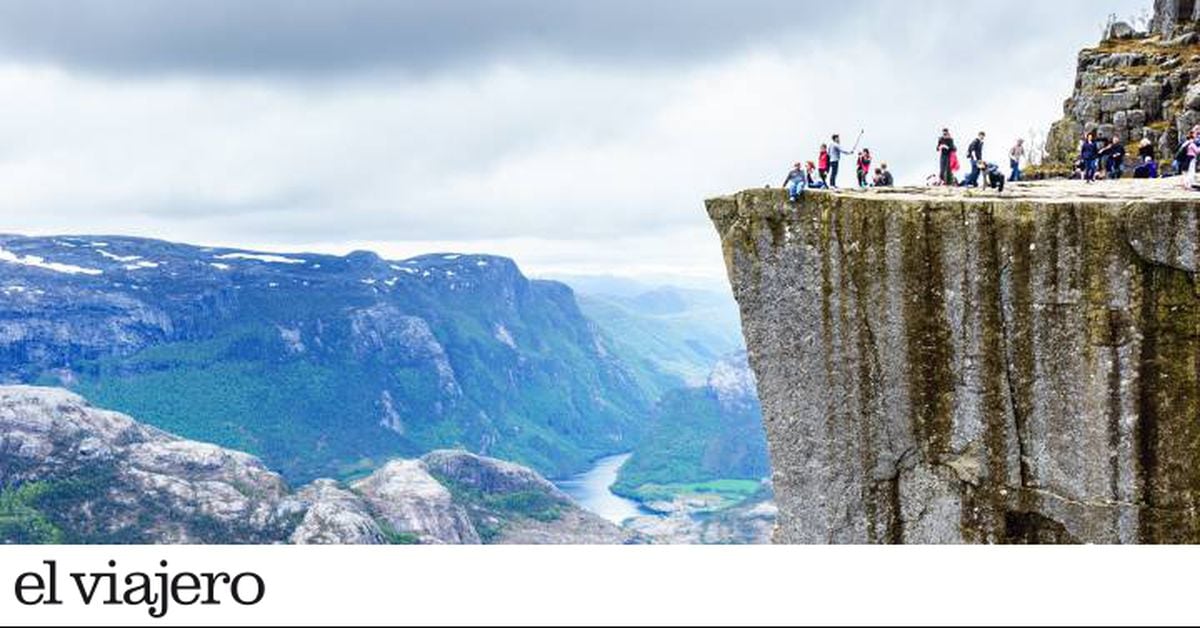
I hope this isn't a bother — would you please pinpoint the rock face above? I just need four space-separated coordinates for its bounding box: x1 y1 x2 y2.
352 460 480 544
287 480 387 545
1152 0 1200 36
707 180 1200 544
1046 5 1200 169
0 386 631 544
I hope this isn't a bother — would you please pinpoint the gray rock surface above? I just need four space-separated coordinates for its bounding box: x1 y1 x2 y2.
352 459 481 544
287 480 387 545
1153 0 1200 36
0 386 294 543
707 180 1200 544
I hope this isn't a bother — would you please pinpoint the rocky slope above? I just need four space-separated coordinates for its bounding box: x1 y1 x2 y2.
0 235 651 482
1045 2 1200 169
708 179 1200 544
0 386 631 544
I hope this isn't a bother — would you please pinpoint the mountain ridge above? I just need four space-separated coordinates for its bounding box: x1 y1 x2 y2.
0 233 652 483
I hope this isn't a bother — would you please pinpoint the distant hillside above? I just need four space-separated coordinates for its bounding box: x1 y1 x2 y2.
574 282 745 389
0 235 651 483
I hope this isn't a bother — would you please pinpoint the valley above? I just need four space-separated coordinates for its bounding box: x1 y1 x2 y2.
0 235 772 543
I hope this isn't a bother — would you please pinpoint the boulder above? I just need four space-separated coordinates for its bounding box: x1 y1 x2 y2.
1104 21 1137 41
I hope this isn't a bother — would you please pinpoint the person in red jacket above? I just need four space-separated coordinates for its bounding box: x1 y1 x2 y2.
856 148 873 187
817 144 830 186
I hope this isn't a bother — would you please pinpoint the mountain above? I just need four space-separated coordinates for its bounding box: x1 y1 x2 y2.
0 235 650 483
0 386 632 544
613 353 769 507
574 283 746 389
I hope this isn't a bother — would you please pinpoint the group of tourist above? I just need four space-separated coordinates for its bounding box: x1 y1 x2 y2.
782 123 1200 200
1076 131 1130 183
1075 125 1200 186
935 129 1021 192
782 133 895 201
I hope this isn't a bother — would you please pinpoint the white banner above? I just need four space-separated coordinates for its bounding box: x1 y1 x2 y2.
0 545 1195 626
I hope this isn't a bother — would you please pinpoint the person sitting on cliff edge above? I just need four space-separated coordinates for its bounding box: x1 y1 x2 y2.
783 162 808 202
805 161 827 189
1134 156 1158 179
874 163 894 187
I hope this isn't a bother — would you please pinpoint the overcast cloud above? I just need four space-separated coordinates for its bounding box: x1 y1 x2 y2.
0 0 1148 283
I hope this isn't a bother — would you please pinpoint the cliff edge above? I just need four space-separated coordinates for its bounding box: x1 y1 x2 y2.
707 179 1200 543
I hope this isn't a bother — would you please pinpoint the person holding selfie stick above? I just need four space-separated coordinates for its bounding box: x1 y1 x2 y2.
827 130 863 189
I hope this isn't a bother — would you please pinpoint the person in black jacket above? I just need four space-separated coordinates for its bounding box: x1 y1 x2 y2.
1138 136 1155 160
936 129 956 185
962 132 985 187
1080 131 1100 183
1100 134 1126 179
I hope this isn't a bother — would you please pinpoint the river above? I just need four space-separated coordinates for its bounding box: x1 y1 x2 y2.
556 453 655 525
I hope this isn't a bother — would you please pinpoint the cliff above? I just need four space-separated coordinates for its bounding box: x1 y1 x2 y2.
0 386 632 544
707 179 1200 544
1045 2 1200 169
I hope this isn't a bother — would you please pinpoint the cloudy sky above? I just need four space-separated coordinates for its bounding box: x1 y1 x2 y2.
0 0 1147 285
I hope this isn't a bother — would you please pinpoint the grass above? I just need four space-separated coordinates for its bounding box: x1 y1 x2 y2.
0 482 65 544
624 479 764 513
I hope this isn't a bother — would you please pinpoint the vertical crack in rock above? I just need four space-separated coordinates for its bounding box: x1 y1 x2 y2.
901 204 955 462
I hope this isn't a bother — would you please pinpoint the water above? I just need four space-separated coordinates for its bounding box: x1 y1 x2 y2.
556 453 654 525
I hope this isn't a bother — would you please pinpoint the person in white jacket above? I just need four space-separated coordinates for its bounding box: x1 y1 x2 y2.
828 134 851 188
1009 139 1025 182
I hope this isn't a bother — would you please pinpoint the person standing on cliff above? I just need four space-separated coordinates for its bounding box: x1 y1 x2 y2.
1080 131 1099 183
937 129 956 185
963 131 986 187
828 134 851 188
1009 138 1025 182
856 148 873 187
817 144 830 186
1174 130 1195 175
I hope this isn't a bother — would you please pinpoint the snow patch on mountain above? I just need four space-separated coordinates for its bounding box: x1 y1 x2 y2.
0 247 103 276
215 252 306 265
